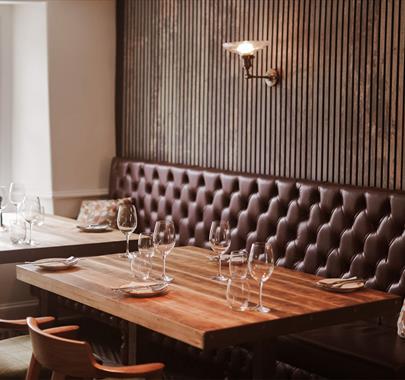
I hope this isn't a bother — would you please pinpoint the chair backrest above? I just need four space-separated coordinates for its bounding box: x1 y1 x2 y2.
27 317 99 378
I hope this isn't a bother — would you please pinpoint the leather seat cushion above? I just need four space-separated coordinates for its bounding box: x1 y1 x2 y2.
0 335 32 379
277 321 405 379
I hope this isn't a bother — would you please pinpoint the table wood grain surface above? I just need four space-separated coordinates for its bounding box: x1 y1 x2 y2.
0 213 137 264
16 246 401 350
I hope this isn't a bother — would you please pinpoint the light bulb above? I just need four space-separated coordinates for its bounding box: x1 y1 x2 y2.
236 41 255 56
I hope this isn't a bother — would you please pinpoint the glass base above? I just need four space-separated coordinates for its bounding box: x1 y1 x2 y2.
24 240 39 246
211 274 228 282
161 274 174 283
119 252 132 259
255 305 270 313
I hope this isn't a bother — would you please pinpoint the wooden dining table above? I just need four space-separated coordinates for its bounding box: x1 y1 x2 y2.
0 213 137 264
16 246 402 378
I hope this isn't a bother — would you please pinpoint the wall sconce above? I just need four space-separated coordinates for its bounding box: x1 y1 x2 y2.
223 40 279 87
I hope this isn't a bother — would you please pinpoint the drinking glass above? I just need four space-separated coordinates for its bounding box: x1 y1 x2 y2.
229 249 249 279
117 204 137 258
9 183 25 222
35 205 45 227
226 250 250 311
0 186 8 232
131 232 154 281
9 218 26 245
153 220 175 283
21 196 41 246
209 220 231 282
248 242 275 313
131 251 153 281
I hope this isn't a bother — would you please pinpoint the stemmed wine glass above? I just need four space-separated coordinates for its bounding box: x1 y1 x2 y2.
117 204 137 258
248 242 275 313
209 220 231 282
9 183 25 222
0 186 8 232
153 220 176 283
21 196 41 246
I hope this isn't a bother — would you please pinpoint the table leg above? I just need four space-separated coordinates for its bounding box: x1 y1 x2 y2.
128 323 137 364
252 338 276 379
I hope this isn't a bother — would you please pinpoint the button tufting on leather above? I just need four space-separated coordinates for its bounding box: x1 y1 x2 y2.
109 158 405 298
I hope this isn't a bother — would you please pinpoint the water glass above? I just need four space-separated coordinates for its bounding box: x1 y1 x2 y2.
397 299 405 338
226 278 250 311
226 250 250 311
131 251 152 281
9 218 26 245
0 186 8 232
229 249 249 279
34 206 45 227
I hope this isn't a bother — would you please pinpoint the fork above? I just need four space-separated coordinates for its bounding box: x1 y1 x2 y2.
24 256 77 265
112 283 167 292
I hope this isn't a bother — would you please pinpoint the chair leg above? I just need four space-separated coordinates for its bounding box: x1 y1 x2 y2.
50 372 66 380
25 355 41 380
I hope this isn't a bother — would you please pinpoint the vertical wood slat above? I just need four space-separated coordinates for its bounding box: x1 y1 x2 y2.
116 0 405 191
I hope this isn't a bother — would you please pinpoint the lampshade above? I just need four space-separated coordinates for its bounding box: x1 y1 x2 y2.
223 40 270 56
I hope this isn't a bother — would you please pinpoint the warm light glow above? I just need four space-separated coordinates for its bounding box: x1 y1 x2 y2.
236 41 255 55
223 40 270 56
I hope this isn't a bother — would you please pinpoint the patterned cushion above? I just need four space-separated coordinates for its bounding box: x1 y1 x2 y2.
77 198 132 229
0 335 32 379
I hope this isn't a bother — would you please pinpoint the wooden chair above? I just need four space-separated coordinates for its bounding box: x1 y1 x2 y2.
26 317 165 380
0 316 54 380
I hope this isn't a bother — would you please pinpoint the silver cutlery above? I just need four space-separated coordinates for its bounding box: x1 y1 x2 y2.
112 283 167 292
24 256 77 265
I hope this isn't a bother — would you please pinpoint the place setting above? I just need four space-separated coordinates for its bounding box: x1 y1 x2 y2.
315 276 366 293
112 223 175 298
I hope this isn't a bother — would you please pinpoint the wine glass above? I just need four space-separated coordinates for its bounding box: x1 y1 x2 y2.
117 204 137 258
9 183 25 222
209 220 231 282
21 196 41 246
248 242 275 313
0 186 8 232
153 220 175 283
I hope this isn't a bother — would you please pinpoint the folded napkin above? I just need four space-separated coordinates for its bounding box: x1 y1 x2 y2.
316 277 365 292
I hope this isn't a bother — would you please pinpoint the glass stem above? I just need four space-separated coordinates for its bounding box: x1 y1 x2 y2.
259 280 264 308
15 205 18 222
0 210 3 228
163 254 167 277
28 222 32 245
217 253 222 277
126 234 130 256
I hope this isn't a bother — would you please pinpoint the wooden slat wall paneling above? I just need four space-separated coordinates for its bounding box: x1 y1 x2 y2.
116 0 405 191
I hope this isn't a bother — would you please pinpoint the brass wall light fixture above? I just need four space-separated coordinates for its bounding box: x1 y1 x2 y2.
223 40 279 87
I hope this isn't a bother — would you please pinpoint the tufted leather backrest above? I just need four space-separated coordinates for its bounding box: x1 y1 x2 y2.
109 157 405 296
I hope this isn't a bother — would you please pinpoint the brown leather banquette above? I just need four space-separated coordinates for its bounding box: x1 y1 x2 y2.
109 157 405 379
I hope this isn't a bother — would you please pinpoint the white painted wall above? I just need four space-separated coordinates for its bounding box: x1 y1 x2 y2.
47 0 116 217
0 0 116 317
11 2 54 211
0 6 13 187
